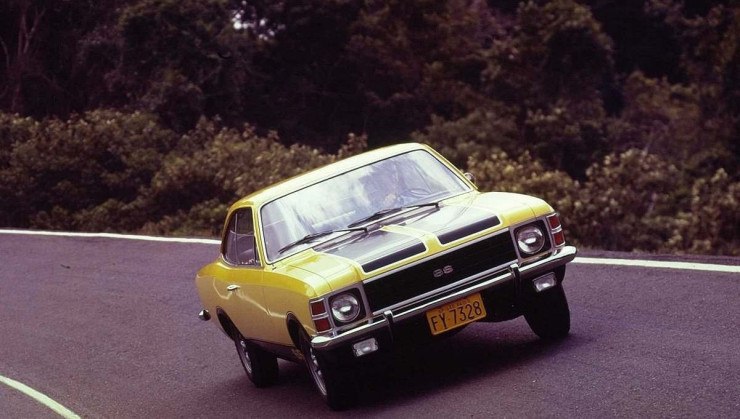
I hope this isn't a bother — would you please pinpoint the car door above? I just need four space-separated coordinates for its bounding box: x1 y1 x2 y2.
217 207 270 340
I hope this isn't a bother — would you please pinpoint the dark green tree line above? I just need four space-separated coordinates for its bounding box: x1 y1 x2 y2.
0 0 737 254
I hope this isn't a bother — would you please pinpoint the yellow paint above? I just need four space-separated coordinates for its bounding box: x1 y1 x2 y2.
194 143 561 347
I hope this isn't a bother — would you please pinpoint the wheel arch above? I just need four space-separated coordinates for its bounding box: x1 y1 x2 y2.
216 308 239 341
285 312 305 349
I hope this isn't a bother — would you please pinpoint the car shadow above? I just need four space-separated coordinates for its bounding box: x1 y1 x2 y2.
247 319 586 412
353 322 584 409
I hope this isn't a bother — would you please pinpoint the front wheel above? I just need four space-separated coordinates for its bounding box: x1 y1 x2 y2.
299 331 357 410
523 284 571 340
235 331 279 387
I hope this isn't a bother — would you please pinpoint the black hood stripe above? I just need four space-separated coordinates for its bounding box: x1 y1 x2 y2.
399 205 500 244
315 205 500 272
436 215 500 244
361 242 427 272
316 230 426 272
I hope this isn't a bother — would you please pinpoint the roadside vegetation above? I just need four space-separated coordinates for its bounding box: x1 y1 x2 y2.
0 0 737 255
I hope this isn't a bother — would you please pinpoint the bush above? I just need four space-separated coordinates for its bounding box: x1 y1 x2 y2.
572 149 685 252
0 110 177 230
606 71 736 178
672 169 739 255
411 109 518 168
0 114 39 225
465 148 736 254
1 108 735 255
466 150 580 228
136 120 367 236
0 111 367 236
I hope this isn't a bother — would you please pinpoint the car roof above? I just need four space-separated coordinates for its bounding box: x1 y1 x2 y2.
230 143 433 210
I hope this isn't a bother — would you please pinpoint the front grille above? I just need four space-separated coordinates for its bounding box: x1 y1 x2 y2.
363 232 517 312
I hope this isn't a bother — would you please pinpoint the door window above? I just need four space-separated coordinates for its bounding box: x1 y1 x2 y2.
222 208 260 266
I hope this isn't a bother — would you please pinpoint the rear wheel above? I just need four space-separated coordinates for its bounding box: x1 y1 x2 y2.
523 284 570 340
235 331 279 387
299 331 357 410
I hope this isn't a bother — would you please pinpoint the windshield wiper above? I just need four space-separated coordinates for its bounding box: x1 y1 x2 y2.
347 201 440 228
277 227 367 255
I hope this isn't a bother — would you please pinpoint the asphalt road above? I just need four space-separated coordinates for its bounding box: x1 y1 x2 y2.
1 233 738 417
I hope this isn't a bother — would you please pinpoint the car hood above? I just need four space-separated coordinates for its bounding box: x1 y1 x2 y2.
278 191 552 292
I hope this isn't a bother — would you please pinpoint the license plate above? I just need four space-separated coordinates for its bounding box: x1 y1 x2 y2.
426 293 487 336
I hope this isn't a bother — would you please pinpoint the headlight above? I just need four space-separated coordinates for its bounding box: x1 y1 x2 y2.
516 225 545 255
330 292 361 323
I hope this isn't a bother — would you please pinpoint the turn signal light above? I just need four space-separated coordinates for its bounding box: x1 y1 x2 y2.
310 299 332 332
553 230 565 246
310 300 326 316
547 214 561 229
547 213 565 247
314 317 331 332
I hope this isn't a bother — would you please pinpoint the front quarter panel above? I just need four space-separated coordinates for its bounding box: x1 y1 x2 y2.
473 192 554 221
261 266 323 342
196 258 271 340
195 262 227 334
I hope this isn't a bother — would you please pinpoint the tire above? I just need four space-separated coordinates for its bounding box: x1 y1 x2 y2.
234 331 279 387
299 331 357 410
523 284 571 340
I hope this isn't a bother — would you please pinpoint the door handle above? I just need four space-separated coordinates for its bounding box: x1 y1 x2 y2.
227 284 241 292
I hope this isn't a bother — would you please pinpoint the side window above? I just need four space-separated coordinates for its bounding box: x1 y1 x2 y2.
222 208 260 266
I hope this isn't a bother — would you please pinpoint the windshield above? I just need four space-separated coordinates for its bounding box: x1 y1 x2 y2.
260 150 470 261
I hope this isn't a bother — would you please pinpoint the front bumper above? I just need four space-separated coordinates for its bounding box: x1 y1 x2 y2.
311 245 577 350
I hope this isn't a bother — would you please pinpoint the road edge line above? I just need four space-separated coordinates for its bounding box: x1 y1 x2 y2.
1 229 738 273
0 228 220 244
0 374 81 419
573 257 739 273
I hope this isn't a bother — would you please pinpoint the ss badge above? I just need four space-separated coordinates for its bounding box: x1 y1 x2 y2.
432 265 454 278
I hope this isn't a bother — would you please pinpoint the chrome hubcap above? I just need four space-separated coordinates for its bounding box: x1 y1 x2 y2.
239 339 253 374
307 347 327 396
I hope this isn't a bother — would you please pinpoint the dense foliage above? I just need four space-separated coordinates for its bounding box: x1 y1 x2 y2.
0 0 737 255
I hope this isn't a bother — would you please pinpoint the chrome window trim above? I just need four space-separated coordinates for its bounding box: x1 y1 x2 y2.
219 254 264 270
221 207 263 269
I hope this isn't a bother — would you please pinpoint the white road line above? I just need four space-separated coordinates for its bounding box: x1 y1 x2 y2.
0 375 80 419
0 228 220 244
573 257 740 273
1 229 738 273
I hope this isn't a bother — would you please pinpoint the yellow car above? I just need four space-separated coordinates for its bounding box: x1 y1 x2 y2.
195 143 577 409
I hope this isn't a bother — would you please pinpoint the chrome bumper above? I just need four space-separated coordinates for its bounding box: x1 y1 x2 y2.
311 245 577 349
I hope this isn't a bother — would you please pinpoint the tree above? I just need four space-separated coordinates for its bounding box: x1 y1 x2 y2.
645 0 739 178
0 0 127 117
94 0 254 132
605 71 736 178
0 1 47 114
233 0 365 149
348 0 495 146
418 0 616 178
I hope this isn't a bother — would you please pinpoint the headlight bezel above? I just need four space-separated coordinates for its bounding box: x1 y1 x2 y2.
328 288 366 325
514 221 551 256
